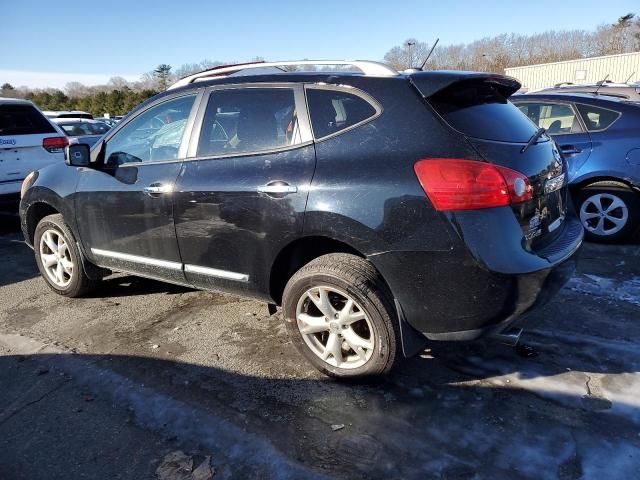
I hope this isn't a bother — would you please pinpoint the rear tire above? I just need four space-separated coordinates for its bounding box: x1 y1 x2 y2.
34 214 98 297
282 253 400 379
575 181 639 243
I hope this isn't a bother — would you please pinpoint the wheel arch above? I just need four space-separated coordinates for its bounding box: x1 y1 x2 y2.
24 201 61 246
570 174 639 194
269 235 366 305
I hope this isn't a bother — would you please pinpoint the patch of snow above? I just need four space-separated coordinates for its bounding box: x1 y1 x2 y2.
567 274 640 306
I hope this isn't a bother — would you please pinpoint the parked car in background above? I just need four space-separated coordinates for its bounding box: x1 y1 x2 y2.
52 118 111 147
534 81 640 101
0 98 67 211
512 92 640 242
20 61 582 378
43 110 94 120
95 117 118 128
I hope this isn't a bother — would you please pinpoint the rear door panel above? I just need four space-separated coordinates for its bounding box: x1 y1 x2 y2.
173 84 315 300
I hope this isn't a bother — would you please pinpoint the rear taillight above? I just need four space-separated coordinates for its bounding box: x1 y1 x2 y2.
42 136 69 153
414 158 533 211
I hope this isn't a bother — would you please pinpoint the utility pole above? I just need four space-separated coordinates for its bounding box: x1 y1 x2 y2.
406 41 416 69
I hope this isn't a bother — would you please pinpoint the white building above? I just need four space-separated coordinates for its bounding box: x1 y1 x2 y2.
504 51 640 91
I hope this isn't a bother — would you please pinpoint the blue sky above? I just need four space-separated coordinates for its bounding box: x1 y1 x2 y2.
3 0 638 88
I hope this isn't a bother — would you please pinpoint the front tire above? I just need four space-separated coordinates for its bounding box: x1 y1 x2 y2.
575 181 639 243
34 214 97 297
282 253 400 378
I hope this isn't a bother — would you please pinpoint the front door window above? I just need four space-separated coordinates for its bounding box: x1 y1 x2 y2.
105 95 196 165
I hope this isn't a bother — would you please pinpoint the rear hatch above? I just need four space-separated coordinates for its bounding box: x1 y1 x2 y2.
412 73 568 252
0 102 65 194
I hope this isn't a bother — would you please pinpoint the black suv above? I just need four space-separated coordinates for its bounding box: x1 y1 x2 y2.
19 60 583 378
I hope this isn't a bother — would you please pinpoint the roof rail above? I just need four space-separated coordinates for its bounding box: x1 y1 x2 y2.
168 60 399 90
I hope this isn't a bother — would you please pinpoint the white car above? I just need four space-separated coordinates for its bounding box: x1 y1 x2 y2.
0 98 68 211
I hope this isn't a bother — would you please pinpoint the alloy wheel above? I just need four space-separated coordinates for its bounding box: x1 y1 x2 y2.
296 286 375 369
39 229 74 288
579 193 628 237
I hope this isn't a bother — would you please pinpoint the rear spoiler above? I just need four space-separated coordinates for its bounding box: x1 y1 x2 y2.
409 71 521 99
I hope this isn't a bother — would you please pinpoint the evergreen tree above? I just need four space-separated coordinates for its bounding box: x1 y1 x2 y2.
153 64 172 91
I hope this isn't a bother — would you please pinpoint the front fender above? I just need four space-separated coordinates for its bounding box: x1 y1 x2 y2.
19 163 82 247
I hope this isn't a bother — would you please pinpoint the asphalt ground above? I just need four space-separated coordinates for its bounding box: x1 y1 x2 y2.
1 213 639 479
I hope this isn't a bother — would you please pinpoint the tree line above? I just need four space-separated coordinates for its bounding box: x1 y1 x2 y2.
1 13 638 116
384 13 640 73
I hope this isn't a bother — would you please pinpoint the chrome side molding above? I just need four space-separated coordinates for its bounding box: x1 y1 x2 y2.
90 248 249 282
184 264 249 282
91 248 182 270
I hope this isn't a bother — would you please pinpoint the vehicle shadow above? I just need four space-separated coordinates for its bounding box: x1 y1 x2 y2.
1 333 639 479
0 213 21 235
87 275 195 298
0 214 40 287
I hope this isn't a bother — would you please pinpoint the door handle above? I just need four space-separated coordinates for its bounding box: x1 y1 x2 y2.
560 145 582 155
143 183 173 196
257 183 298 195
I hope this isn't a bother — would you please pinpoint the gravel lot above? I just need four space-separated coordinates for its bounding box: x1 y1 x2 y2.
1 213 639 479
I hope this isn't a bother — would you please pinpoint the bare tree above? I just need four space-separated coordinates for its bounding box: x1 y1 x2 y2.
384 39 432 70
384 13 639 74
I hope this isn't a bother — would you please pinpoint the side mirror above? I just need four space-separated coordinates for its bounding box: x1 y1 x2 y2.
65 144 90 167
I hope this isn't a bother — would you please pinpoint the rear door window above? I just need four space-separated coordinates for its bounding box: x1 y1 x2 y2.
306 88 378 139
429 83 538 142
517 102 583 134
575 104 620 131
0 104 56 136
196 87 303 157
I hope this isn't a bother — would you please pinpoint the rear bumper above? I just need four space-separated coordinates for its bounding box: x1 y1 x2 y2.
369 214 583 341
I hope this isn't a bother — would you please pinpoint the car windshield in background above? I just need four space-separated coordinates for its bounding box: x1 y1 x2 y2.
429 82 539 142
0 104 56 136
59 122 109 137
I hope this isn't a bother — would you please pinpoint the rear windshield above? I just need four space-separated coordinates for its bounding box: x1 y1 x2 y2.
429 82 538 142
0 104 56 136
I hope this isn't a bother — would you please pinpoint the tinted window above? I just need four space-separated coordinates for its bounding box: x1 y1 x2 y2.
430 83 538 142
517 103 582 134
576 104 620 131
197 88 301 157
306 89 377 139
0 104 56 135
58 113 93 119
105 95 195 164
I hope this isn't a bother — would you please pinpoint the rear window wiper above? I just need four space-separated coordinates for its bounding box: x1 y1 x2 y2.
521 127 546 153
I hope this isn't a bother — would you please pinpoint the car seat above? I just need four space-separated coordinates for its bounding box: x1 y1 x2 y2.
547 120 562 134
235 107 278 151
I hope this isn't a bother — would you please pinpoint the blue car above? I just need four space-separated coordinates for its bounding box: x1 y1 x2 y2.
512 93 640 242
